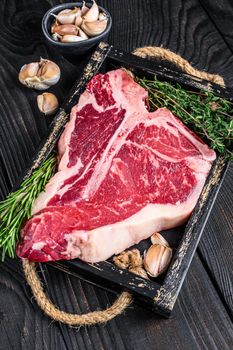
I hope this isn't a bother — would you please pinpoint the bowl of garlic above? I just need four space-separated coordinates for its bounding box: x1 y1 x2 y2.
42 1 112 58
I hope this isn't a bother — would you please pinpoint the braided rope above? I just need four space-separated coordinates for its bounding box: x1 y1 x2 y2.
23 260 133 326
133 46 225 86
22 46 224 326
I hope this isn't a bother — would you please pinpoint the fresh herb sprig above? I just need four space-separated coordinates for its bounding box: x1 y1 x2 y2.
0 154 57 260
137 78 233 159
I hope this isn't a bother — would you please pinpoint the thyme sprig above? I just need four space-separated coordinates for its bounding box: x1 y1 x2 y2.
0 154 57 260
137 77 233 159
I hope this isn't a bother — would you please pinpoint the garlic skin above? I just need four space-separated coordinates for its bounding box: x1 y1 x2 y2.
83 0 99 22
113 249 142 270
129 267 149 279
81 19 107 37
61 35 85 43
144 244 172 278
37 93 58 115
151 232 169 247
19 58 60 90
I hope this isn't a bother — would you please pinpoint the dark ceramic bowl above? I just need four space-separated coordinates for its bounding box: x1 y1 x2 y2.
42 2 112 59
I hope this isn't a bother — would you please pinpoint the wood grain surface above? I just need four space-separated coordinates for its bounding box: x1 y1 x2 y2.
0 0 232 349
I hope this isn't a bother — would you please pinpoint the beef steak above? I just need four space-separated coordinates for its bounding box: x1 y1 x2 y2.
17 69 216 262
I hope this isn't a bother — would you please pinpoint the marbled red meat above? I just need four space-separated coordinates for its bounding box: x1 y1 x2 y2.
17 69 216 262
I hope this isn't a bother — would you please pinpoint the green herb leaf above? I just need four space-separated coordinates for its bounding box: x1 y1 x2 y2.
0 154 57 260
137 77 233 159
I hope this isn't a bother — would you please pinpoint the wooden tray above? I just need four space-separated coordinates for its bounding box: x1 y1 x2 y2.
14 42 230 317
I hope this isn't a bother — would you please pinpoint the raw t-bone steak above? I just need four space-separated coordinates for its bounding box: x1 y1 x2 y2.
17 69 216 262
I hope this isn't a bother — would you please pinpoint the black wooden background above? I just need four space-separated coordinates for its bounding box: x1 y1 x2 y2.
0 1 232 349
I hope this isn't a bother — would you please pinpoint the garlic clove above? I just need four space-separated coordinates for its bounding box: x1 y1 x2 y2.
144 244 172 278
61 35 85 43
51 19 59 33
37 58 60 87
75 13 83 27
81 1 89 16
55 7 80 25
37 92 59 115
78 28 89 39
18 59 60 90
98 12 107 21
19 62 40 84
151 232 170 247
83 0 99 22
53 24 79 36
81 19 107 37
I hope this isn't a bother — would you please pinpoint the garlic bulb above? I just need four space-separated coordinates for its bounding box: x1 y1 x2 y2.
81 19 107 37
82 0 99 22
144 244 172 278
37 93 59 115
19 58 60 90
151 232 169 247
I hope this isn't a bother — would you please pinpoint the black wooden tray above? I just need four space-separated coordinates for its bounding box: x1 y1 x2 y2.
14 42 230 317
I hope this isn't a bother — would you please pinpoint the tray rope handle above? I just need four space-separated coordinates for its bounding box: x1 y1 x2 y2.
22 46 224 327
133 46 225 86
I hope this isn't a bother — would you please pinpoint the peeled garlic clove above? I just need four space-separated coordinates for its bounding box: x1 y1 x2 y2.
19 59 60 90
151 232 169 247
98 12 107 21
83 0 99 22
55 7 80 25
81 19 107 37
53 24 78 36
37 92 59 115
78 28 89 39
144 244 172 278
61 35 85 43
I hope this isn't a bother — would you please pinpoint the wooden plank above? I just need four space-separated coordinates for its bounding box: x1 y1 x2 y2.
0 254 232 350
199 0 233 52
198 162 233 318
100 0 233 86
